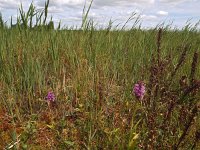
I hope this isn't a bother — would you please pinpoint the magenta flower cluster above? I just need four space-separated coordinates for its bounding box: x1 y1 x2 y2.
46 91 55 102
133 81 145 100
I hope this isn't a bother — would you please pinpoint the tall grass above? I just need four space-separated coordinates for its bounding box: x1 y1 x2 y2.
0 1 199 149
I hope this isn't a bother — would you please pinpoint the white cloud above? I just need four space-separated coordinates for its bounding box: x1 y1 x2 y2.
93 0 155 7
159 0 192 4
35 0 155 10
157 11 168 16
50 0 84 7
36 0 85 8
141 14 157 21
0 0 199 29
0 0 21 9
48 6 64 13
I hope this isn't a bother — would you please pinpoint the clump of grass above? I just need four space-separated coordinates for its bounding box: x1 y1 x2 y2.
136 29 200 149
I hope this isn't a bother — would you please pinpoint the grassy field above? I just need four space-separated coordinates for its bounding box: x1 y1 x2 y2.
0 1 200 149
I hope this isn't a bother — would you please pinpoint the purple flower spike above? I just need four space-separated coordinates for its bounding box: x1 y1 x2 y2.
133 81 145 100
46 92 55 102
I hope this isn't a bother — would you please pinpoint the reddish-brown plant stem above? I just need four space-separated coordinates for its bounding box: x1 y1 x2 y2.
190 52 198 84
173 105 198 150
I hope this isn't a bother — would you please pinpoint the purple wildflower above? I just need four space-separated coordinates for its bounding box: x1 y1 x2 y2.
46 91 55 102
133 81 145 100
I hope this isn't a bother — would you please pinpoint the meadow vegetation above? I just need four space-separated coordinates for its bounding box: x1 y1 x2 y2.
0 0 199 149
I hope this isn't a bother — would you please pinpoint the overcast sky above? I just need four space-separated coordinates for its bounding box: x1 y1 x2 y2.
0 0 199 29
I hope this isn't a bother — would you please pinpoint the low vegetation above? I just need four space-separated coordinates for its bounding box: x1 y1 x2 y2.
0 0 199 149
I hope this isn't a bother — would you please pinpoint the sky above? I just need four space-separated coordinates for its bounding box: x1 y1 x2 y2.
0 0 199 29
